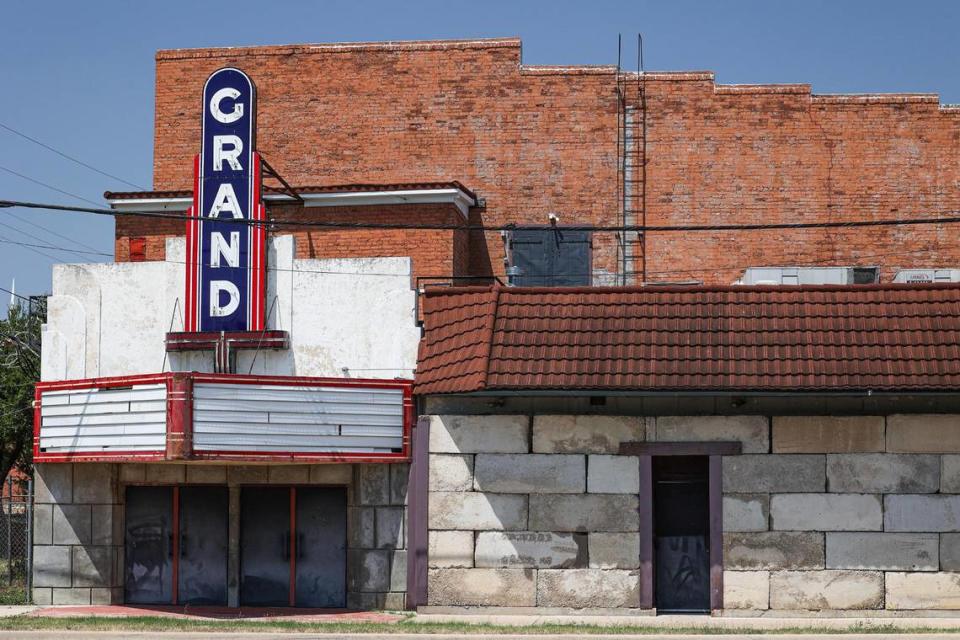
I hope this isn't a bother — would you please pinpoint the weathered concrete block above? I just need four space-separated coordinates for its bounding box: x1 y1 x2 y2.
429 531 474 568
723 494 768 532
724 571 769 610
428 455 474 492
474 454 585 494
769 570 883 610
144 464 185 484
770 494 882 531
589 532 640 569
772 416 884 453
348 507 375 548
724 532 824 570
389 550 406 592
827 454 939 493
475 531 584 569
347 591 406 610
375 507 405 549
347 549 390 592
537 569 640 608
91 505 121 546
826 532 937 571
73 464 117 503
33 545 71 587
268 465 309 484
32 588 52 605
430 415 529 454
657 416 769 453
309 464 352 485
51 588 91 605
587 455 639 494
34 504 53 545
722 455 825 493
53 504 91 545
428 492 527 531
533 415 643 454
357 464 390 505
885 495 960 532
389 463 409 505
227 465 268 485
185 465 226 484
118 464 145 483
941 456 960 493
73 546 112 588
427 568 536 606
940 534 960 571
35 463 72 503
887 414 960 453
886 572 960 609
528 494 640 532
90 588 113 605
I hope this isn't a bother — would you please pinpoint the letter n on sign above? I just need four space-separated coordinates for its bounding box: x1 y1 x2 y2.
185 67 266 332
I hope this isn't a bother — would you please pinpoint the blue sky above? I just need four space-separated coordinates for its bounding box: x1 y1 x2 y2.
1 0 958 304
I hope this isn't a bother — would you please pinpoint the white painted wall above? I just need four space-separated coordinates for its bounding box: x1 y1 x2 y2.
40 235 419 381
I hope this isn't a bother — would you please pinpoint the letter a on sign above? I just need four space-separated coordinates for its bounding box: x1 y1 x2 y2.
185 68 266 332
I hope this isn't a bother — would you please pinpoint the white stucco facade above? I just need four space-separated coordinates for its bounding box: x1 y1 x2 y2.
40 235 419 382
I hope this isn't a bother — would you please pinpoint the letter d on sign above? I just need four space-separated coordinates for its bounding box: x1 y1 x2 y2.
210 280 240 317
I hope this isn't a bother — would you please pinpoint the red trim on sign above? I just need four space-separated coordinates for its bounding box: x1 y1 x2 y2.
186 154 201 332
289 487 297 607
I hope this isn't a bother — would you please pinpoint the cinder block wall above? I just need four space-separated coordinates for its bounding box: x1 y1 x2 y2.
425 413 960 612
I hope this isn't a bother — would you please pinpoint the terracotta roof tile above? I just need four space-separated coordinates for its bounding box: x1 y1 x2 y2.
414 284 960 395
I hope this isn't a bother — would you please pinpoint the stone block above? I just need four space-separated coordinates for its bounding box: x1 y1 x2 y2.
887 414 960 453
347 591 406 610
52 588 91 605
885 495 960 532
587 455 639 494
309 464 352 485
428 455 473 492
389 550 407 592
772 416 884 453
589 532 640 569
723 494 768 532
390 463 409 505
657 415 769 453
724 532 824 570
474 454 585 494
348 507 375 548
428 492 527 531
73 464 117 503
227 465 268 485
185 465 227 484
770 493 882 531
475 531 584 568
375 507 405 549
91 505 121 546
73 546 112 588
886 572 960 609
32 588 52 605
357 465 390 505
347 549 390 592
827 454 939 493
33 504 53 545
533 415 642 454
724 571 769 609
537 569 640 608
941 456 960 493
723 455 825 493
429 531 474 568
90 588 113 605
33 545 71 587
940 534 960 570
430 415 529 454
144 464 185 484
528 494 640 532
428 568 536 606
826 532 937 571
769 570 883 610
268 465 309 484
119 464 145 483
35 463 72 503
53 504 91 545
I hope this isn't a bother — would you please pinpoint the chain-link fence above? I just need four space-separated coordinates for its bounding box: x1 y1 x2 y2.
0 476 31 604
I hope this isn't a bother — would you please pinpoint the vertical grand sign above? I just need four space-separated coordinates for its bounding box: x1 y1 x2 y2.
185 68 266 332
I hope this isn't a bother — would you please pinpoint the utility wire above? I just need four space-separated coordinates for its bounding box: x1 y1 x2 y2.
0 169 103 208
2 208 103 253
0 285 31 303
0 121 146 190
0 236 111 259
0 221 109 260
0 232 63 262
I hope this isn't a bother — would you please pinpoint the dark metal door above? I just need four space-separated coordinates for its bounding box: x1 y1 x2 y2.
240 487 290 606
653 456 710 613
510 228 591 286
124 486 173 604
295 487 347 607
178 486 228 605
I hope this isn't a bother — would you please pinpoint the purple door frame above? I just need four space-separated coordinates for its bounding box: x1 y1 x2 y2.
620 441 742 612
406 417 430 609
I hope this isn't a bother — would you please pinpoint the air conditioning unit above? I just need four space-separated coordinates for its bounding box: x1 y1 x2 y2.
893 269 960 284
738 267 880 286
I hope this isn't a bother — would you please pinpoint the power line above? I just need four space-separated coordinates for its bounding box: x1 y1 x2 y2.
0 232 63 262
0 285 31 303
0 221 109 260
0 169 102 208
0 121 146 190
0 235 111 259
2 209 102 253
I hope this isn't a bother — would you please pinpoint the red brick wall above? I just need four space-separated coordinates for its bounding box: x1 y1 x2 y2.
137 38 960 285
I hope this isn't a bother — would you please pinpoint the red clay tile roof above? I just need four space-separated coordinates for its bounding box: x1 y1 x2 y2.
414 283 960 395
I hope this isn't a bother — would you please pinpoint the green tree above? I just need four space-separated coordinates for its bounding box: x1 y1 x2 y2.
0 298 44 483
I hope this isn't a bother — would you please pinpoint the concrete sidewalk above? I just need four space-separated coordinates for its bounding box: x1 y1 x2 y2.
3 633 960 640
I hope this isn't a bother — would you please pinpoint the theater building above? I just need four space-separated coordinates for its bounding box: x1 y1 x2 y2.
31 37 960 613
